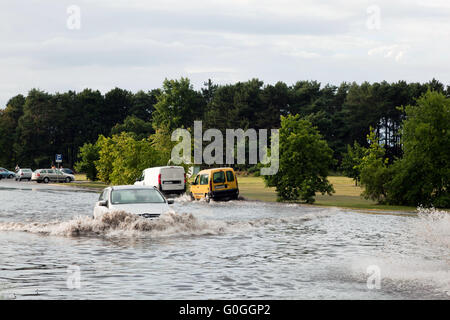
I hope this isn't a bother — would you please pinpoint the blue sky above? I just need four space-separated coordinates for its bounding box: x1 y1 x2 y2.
1 0 449 107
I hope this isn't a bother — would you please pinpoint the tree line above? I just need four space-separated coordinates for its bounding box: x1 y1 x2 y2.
1 77 447 170
0 78 448 207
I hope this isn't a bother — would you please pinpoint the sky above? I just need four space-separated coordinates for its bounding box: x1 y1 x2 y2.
1 0 449 108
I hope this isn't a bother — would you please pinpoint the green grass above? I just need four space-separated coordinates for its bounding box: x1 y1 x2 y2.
69 174 108 190
238 175 417 212
238 176 277 202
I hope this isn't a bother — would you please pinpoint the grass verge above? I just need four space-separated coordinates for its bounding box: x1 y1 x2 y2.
238 175 417 212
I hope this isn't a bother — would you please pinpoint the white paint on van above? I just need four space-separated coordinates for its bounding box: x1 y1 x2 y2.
135 166 185 193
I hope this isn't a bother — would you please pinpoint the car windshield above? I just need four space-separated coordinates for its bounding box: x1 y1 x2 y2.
111 189 165 204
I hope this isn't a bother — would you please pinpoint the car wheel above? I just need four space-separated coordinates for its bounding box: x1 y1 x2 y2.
205 193 211 203
43 177 49 183
65 177 71 183
8 174 13 179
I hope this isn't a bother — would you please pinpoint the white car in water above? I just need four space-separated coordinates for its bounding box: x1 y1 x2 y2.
93 185 174 219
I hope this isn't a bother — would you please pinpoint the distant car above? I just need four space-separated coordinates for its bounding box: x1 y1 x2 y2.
31 169 75 183
0 168 16 179
93 185 174 219
59 168 74 175
15 168 33 181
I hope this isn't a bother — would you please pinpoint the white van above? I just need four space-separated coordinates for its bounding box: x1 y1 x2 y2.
134 166 186 195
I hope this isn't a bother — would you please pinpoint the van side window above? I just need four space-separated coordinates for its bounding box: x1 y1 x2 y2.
213 171 225 183
200 174 209 185
226 171 234 182
194 175 200 185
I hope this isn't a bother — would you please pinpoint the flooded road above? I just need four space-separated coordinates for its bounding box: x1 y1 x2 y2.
0 180 449 300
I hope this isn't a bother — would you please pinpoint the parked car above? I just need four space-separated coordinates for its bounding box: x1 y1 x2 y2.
190 167 239 202
0 167 16 179
134 166 186 195
31 169 75 183
59 168 74 175
15 168 33 181
93 185 174 219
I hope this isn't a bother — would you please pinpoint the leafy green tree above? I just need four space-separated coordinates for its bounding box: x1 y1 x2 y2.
340 141 366 186
359 128 391 203
263 115 335 203
201 79 218 104
129 89 160 121
111 115 154 140
103 88 133 132
385 91 450 207
94 133 167 185
15 89 55 168
74 89 106 142
152 78 205 132
109 133 166 185
204 83 237 132
74 143 99 181
0 94 25 167
95 135 117 184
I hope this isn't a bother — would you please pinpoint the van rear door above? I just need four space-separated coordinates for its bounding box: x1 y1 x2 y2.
160 167 185 191
211 170 227 191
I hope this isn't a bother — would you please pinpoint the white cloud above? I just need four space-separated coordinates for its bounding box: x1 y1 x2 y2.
368 45 408 62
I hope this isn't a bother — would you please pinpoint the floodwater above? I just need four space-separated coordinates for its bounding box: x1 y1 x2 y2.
0 180 448 300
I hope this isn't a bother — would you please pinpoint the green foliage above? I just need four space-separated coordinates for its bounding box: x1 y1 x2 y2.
359 128 391 203
0 78 448 185
152 78 205 132
15 89 55 168
384 91 450 207
263 115 335 203
111 115 154 140
0 94 25 168
94 135 116 184
340 141 366 185
358 91 450 207
95 132 167 185
74 143 99 181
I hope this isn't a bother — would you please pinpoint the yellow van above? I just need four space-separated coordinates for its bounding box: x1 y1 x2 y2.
189 167 239 202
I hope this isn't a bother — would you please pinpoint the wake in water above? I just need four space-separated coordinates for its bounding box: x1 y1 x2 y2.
0 208 332 238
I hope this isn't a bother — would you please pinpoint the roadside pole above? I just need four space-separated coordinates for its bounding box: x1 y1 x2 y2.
56 154 63 169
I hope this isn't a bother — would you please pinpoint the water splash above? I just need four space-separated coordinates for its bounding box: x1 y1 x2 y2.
0 208 331 238
349 207 450 298
414 206 450 250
